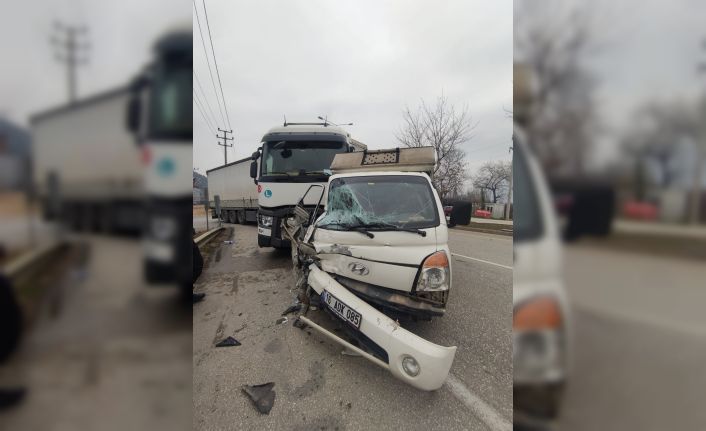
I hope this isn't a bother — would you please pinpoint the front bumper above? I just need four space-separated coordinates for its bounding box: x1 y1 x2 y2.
306 264 457 391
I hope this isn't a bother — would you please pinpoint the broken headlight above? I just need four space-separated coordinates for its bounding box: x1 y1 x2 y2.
258 214 273 227
416 251 450 292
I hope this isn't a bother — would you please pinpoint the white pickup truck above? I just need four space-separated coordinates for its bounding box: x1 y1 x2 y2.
283 147 457 391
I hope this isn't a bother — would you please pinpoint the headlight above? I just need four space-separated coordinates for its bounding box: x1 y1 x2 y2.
416 251 450 292
513 296 565 381
150 216 177 241
258 215 273 227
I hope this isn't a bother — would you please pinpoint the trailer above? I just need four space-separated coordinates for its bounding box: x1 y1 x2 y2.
206 157 260 225
31 87 144 233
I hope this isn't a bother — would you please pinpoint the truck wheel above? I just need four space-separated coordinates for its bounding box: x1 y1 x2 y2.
228 211 236 224
238 210 247 225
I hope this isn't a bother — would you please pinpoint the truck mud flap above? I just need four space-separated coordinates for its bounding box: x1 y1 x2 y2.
305 264 457 391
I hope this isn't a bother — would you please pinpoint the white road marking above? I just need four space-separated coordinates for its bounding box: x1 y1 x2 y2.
452 253 513 270
445 374 512 431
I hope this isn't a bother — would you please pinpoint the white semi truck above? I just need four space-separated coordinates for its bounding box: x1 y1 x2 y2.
207 122 366 248
31 87 144 232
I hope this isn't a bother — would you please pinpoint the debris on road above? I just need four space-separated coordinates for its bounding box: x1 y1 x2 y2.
223 240 234 245
275 317 288 325
242 382 276 414
293 318 308 330
281 302 302 316
214 336 241 347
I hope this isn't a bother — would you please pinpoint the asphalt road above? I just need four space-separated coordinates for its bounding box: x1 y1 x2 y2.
0 235 192 431
193 224 512 431
555 242 706 430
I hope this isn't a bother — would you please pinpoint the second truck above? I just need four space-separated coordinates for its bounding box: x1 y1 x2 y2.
207 122 366 248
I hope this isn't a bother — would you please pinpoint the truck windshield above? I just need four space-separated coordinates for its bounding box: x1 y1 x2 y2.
148 55 192 141
513 136 543 242
261 141 345 178
318 175 439 230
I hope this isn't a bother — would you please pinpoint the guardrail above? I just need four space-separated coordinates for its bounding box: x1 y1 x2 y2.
1 241 69 282
194 227 225 247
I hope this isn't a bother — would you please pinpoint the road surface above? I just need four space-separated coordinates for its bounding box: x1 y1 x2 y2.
556 242 706 430
0 234 192 431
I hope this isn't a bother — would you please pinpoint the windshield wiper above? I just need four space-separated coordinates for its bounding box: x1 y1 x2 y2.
317 221 375 238
301 170 331 176
361 222 427 236
353 218 428 237
264 171 292 177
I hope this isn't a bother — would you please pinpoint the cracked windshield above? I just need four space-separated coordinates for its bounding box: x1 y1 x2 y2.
319 175 438 229
261 141 345 176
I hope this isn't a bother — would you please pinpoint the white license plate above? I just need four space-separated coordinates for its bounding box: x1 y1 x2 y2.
258 227 271 236
322 290 362 329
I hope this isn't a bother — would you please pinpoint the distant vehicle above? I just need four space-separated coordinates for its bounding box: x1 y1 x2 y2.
31 87 143 232
513 128 570 420
284 147 457 391
443 205 453 224
207 122 366 249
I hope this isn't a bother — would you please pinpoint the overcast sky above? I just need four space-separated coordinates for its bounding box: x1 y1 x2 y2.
193 0 514 187
0 0 188 124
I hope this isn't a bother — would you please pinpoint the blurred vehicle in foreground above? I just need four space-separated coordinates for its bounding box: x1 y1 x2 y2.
513 128 570 421
31 88 143 233
125 26 193 292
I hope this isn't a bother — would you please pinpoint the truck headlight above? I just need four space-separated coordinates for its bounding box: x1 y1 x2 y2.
513 296 565 381
150 216 177 241
416 251 450 292
258 215 273 227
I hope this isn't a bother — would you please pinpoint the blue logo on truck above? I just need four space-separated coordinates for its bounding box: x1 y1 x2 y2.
264 189 272 198
156 157 175 177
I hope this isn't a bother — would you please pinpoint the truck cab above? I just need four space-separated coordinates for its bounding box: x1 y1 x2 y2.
126 26 193 289
284 147 457 391
250 123 366 248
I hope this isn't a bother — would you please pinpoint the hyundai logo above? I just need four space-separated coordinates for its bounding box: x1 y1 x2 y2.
348 262 369 276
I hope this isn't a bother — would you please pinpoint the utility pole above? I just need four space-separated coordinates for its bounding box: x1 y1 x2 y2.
505 145 514 220
51 21 89 104
217 128 234 165
692 38 706 224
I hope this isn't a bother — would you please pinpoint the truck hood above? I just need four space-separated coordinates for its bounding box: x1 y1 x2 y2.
311 226 439 292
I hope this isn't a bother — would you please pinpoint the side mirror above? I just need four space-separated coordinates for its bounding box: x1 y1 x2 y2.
249 160 258 179
251 151 259 160
126 95 141 136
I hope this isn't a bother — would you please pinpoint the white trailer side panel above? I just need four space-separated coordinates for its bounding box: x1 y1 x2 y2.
207 159 259 209
31 88 142 200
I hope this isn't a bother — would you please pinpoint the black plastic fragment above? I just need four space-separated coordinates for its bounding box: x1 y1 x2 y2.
242 382 276 414
293 318 308 330
281 303 302 316
215 336 241 347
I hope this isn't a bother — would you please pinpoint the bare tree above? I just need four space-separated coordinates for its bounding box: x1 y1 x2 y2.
514 2 598 175
472 161 511 203
396 94 474 200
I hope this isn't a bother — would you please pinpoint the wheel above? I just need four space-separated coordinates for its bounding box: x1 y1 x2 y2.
228 211 236 224
239 210 247 225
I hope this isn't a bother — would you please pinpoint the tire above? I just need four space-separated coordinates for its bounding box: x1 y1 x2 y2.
228 211 236 224
0 275 22 362
239 210 247 225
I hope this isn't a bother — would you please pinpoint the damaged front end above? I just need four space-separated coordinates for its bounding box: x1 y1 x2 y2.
282 195 457 391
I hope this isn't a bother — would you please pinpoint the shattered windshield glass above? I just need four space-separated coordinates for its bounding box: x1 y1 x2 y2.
318 175 439 230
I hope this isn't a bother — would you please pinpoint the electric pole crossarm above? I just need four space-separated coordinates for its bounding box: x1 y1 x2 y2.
216 129 234 165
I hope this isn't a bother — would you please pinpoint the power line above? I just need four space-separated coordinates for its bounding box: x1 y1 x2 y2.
194 69 219 130
51 21 89 104
193 0 226 127
202 0 232 131
193 92 216 132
